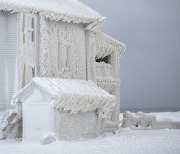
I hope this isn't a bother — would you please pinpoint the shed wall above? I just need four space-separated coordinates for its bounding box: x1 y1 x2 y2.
55 110 98 140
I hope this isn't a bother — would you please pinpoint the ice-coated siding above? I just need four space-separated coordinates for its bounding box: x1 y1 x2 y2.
55 110 98 140
0 11 18 110
6 13 18 108
40 21 86 80
0 11 6 110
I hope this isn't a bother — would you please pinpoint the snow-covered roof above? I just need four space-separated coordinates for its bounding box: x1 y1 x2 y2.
0 0 105 25
11 77 116 114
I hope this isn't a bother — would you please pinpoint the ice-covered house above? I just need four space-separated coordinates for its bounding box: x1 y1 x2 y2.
0 0 125 129
11 77 117 141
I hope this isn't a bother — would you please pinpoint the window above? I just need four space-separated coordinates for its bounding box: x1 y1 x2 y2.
65 46 70 68
96 55 111 64
25 15 38 68
31 18 34 42
32 67 35 77
28 17 35 42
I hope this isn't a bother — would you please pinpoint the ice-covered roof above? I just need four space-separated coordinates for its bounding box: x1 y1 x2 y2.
11 77 116 114
0 0 105 25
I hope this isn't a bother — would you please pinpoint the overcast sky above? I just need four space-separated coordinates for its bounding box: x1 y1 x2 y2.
81 0 180 110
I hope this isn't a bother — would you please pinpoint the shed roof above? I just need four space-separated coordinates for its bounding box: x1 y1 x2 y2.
0 0 105 25
11 77 116 114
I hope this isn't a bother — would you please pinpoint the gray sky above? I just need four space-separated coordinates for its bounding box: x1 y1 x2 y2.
81 0 180 110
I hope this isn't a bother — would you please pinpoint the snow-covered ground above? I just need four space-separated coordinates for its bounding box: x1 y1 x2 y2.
0 112 180 154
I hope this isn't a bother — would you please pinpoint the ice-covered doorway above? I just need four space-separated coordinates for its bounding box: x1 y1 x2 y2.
0 11 18 110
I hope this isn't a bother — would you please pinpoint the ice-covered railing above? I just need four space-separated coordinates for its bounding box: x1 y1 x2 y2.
96 62 113 78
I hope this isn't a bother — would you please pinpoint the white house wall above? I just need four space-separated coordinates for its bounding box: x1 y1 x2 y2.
0 11 7 109
0 11 18 110
6 12 18 108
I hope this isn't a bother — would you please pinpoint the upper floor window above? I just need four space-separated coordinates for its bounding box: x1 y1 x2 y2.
28 17 35 42
31 18 34 42
32 67 35 77
66 46 70 68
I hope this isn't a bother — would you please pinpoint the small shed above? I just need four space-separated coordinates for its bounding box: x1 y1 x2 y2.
11 77 116 142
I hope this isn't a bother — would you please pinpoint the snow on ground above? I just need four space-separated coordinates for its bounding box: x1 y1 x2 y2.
0 112 179 154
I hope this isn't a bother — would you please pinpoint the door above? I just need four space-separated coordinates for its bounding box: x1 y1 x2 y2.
23 103 54 142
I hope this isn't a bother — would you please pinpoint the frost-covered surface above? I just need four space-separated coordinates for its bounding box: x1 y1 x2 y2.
0 112 179 154
55 110 98 140
12 77 116 114
40 20 87 79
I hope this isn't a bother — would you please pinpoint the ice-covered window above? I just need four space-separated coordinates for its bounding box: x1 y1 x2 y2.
32 67 35 77
28 17 35 42
66 46 70 67
96 55 111 64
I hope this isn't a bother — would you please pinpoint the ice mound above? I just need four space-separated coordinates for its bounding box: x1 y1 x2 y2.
121 111 180 130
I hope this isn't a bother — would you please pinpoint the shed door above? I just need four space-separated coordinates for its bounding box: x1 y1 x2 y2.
23 103 54 142
0 11 18 110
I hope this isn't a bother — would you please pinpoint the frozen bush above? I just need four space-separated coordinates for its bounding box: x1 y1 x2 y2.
121 111 176 130
0 110 22 140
